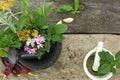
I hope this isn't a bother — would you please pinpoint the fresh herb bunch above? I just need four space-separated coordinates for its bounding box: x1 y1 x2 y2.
56 0 80 14
98 51 120 75
0 0 68 59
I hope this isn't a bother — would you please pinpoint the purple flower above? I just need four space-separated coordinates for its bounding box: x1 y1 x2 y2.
24 45 29 51
24 45 37 54
32 35 45 44
27 48 37 54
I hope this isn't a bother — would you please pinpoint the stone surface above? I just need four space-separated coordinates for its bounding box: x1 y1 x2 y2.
0 34 120 80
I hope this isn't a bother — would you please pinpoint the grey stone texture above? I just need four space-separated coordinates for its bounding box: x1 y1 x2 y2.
0 34 120 80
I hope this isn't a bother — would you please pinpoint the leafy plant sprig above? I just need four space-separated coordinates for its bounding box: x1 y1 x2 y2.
98 51 120 75
56 0 80 14
0 0 68 59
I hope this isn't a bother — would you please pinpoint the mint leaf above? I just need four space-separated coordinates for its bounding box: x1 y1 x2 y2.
56 5 73 13
99 51 114 62
115 60 120 69
74 0 79 11
44 2 53 16
98 63 111 75
0 49 8 57
105 52 114 62
99 51 106 61
115 51 120 60
54 24 68 34
111 67 116 75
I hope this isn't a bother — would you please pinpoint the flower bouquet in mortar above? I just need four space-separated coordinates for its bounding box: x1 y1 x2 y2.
0 0 68 78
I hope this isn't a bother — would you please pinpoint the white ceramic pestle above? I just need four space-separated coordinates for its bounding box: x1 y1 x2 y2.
92 41 104 71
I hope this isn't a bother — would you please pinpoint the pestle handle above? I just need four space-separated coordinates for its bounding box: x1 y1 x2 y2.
92 41 104 71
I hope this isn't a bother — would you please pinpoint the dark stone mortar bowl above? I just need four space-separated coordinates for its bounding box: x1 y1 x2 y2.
8 43 62 70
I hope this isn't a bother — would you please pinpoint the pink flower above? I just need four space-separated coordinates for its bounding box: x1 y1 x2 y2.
24 45 37 54
32 35 45 44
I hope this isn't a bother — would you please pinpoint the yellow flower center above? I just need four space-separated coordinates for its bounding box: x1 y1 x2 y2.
32 29 39 37
0 0 14 12
17 29 31 42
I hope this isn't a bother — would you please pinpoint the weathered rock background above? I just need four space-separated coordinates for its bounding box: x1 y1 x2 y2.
0 34 120 80
13 0 120 34
0 0 120 80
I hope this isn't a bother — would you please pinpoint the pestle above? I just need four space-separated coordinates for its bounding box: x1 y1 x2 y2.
92 41 104 71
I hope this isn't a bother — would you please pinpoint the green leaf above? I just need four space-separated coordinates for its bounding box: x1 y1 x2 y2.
34 16 48 27
98 63 111 75
36 50 42 60
99 51 106 61
56 5 73 13
51 34 64 42
71 10 80 14
47 25 54 34
20 0 29 11
100 60 105 65
74 0 79 11
115 60 120 68
44 2 53 16
44 41 51 53
9 25 16 33
111 67 116 75
54 24 68 34
0 49 8 57
31 8 43 16
42 25 48 29
99 51 114 62
105 52 114 62
17 14 28 30
12 41 22 49
115 51 120 60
